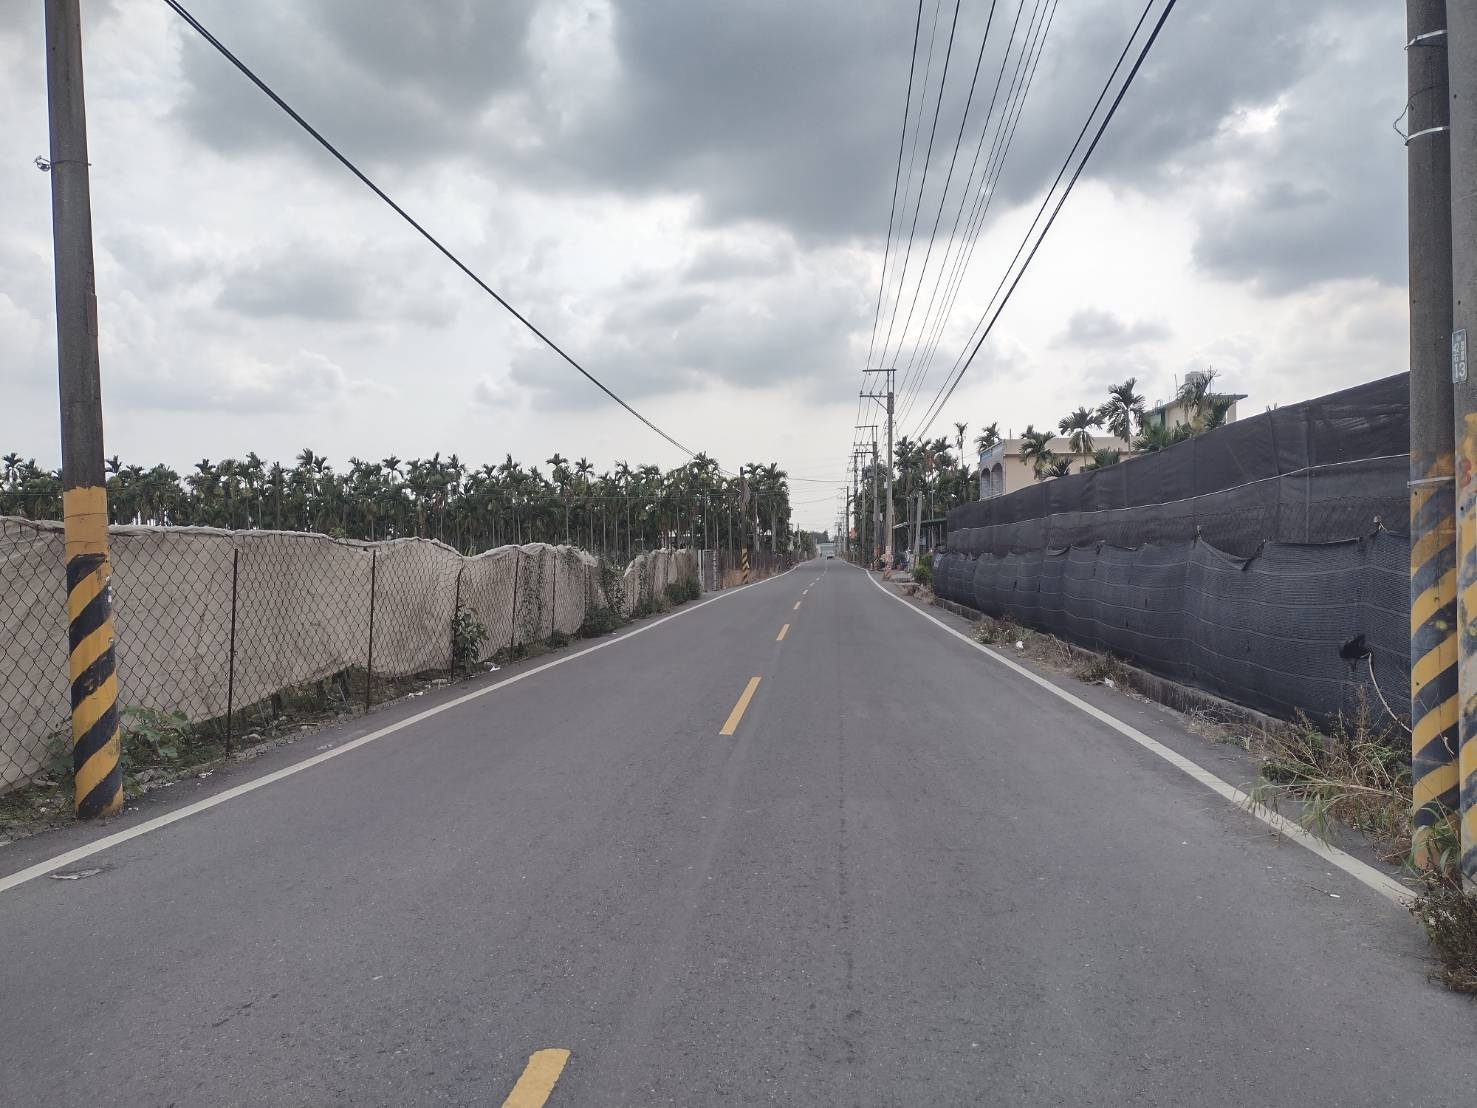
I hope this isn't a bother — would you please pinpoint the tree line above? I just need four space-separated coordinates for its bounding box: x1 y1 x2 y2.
996 369 1236 482
0 448 803 561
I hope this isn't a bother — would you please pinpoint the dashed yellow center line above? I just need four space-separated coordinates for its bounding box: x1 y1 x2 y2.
720 676 762 736
793 600 802 610
777 623 790 641
501 1049 570 1107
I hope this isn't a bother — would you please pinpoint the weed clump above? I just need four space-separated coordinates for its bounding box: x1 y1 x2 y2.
1406 819 1477 994
971 615 1020 646
1411 878 1477 994
1074 652 1132 688
1245 700 1410 862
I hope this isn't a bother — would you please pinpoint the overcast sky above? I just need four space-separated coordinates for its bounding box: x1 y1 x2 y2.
1 0 1407 530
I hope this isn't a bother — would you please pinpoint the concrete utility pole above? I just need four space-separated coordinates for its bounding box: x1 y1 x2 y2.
914 489 924 562
872 439 882 568
1408 0 1460 862
841 487 851 561
45 0 122 820
854 429 876 567
1448 0 1477 885
862 368 896 566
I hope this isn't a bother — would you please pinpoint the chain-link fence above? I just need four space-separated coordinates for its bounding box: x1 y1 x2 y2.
1 518 701 795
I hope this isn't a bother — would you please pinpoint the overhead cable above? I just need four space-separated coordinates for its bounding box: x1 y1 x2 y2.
911 0 1178 439
160 0 703 461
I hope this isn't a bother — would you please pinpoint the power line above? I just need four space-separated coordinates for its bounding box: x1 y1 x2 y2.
897 0 1057 428
851 0 943 482
895 0 1050 419
864 0 926 372
877 0 964 368
878 0 1001 374
160 0 704 462
911 0 1178 439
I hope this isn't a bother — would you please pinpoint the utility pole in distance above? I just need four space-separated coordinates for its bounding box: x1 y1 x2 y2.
841 487 851 561
854 429 877 568
45 0 122 820
872 439 882 569
862 368 895 567
1408 0 1459 864
1447 0 1477 885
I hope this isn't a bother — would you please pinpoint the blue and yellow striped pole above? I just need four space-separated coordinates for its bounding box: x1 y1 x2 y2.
46 0 123 818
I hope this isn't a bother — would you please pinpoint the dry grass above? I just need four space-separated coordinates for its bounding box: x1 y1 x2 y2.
970 614 1132 690
1245 698 1412 865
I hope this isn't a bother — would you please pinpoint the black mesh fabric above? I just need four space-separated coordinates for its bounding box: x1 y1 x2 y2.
934 531 1409 727
948 373 1407 556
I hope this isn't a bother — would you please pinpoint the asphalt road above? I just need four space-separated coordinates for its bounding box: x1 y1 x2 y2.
1 560 1474 1106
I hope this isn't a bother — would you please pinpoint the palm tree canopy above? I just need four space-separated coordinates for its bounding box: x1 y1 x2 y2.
1098 378 1146 441
1057 407 1100 458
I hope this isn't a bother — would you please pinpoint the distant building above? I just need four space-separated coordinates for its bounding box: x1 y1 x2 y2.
977 434 1133 500
1143 371 1247 434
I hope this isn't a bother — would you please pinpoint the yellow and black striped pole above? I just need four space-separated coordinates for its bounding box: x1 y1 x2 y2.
741 546 750 585
1451 1 1477 884
1413 450 1459 851
65 490 122 818
47 0 123 818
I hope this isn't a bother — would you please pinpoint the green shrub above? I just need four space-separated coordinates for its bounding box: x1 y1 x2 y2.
664 576 701 606
579 604 624 637
451 606 489 674
121 706 191 766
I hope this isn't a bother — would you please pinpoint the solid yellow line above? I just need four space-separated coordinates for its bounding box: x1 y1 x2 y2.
793 601 802 610
501 1049 571 1108
777 624 789 641
720 676 762 736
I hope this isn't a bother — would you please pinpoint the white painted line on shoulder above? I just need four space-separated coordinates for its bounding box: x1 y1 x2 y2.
0 565 801 896
863 571 1413 908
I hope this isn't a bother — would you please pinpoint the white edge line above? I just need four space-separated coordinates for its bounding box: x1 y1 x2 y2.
0 563 804 896
861 568 1414 908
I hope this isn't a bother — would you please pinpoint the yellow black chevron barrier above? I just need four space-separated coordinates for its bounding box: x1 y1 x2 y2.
1460 414 1477 883
1413 451 1458 860
64 486 122 819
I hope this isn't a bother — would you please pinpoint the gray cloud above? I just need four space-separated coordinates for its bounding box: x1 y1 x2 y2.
501 261 870 409
683 241 796 283
1055 308 1170 348
163 0 1401 301
218 249 366 321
